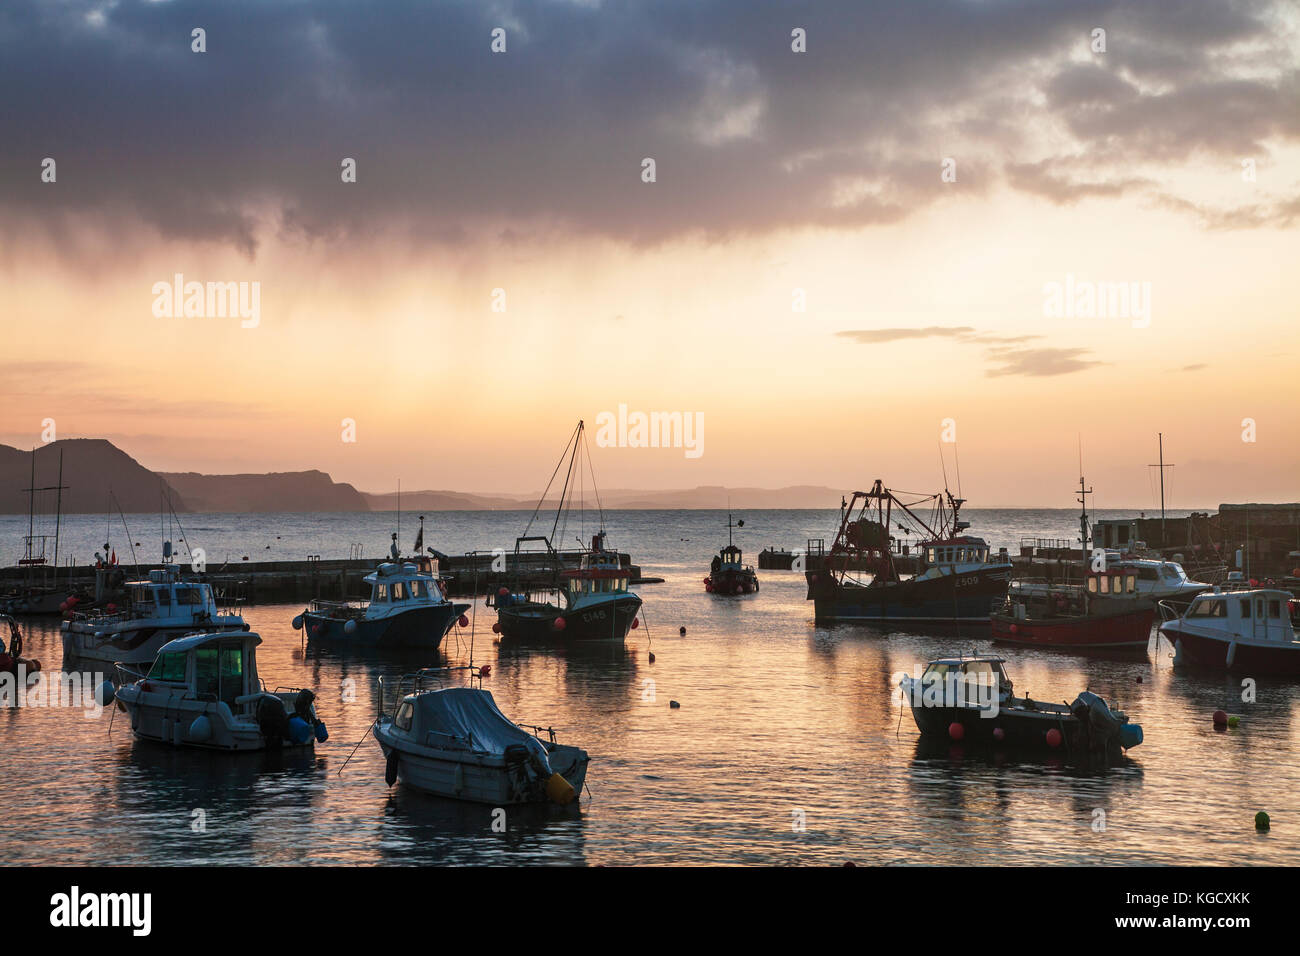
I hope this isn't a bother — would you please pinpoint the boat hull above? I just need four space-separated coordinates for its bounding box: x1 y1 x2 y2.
706 568 758 595
1162 624 1300 676
303 602 468 648
115 690 316 752
807 565 1010 624
991 606 1155 649
497 594 641 642
62 620 247 666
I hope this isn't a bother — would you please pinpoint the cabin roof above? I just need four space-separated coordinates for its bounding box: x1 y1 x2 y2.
926 655 1006 666
156 629 261 655
363 562 430 584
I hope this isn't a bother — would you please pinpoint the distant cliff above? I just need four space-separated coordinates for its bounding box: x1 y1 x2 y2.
160 470 369 513
0 439 185 515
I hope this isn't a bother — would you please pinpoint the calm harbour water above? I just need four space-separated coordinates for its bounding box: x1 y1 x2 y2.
1 509 1294 866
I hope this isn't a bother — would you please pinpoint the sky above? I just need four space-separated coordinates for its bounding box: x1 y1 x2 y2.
0 0 1297 508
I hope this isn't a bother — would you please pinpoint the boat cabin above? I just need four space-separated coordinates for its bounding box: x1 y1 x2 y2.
562 551 630 600
922 536 992 568
363 563 447 607
1086 568 1138 597
127 566 221 619
718 544 745 569
143 631 262 711
915 656 1013 707
1182 589 1298 643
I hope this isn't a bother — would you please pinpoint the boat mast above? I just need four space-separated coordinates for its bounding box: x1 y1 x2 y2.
1148 434 1175 548
1076 475 1093 555
53 448 63 576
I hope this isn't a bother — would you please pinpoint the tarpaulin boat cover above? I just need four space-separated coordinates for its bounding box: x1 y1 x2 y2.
411 688 551 766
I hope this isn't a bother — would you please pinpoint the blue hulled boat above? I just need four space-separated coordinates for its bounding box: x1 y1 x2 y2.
297 552 469 649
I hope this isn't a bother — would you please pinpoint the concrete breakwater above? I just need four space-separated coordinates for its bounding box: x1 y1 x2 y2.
0 551 648 605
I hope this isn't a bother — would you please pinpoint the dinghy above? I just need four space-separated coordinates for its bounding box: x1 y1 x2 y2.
373 667 588 805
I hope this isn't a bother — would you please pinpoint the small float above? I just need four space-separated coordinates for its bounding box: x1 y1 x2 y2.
108 629 327 751
373 666 588 805
899 655 1142 764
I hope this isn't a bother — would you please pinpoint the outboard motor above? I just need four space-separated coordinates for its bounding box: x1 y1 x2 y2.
256 695 291 747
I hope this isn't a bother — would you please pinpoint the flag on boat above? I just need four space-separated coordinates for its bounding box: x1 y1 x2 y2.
413 526 423 554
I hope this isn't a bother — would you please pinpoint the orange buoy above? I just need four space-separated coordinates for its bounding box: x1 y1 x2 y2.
1046 728 1063 748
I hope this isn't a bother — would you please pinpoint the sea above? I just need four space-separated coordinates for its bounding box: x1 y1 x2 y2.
0 508 1292 866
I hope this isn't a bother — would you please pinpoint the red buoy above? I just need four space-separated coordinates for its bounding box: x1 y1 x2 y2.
1046 728 1063 748
491 622 501 634
498 586 509 597
479 664 491 678
992 727 1005 742
948 722 965 741
552 616 566 631
631 618 639 630
458 614 469 628
1213 710 1228 727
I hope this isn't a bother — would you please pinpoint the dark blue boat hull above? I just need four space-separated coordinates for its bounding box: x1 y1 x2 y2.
303 602 468 648
807 566 1010 624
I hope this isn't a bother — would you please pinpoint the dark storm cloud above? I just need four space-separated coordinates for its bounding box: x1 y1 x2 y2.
1 0 1295 256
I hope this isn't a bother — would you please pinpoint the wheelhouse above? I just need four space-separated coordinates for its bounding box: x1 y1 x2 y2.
562 551 630 599
923 537 992 567
719 544 745 569
1086 569 1138 596
1182 589 1298 642
144 632 261 710
127 567 220 618
363 563 447 606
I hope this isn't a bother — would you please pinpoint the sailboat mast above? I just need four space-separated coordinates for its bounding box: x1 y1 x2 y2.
53 448 63 574
1158 433 1166 540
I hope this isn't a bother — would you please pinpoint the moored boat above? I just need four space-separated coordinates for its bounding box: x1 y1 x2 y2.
108 630 327 752
489 421 643 643
705 513 759 595
1159 587 1300 675
296 539 469 648
899 655 1142 763
806 481 1011 624
372 666 588 805
992 568 1155 650
62 556 246 666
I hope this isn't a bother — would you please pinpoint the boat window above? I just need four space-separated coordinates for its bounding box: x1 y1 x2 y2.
1087 577 1098 594
1269 600 1281 618
148 651 187 683
927 547 936 563
155 587 172 608
1239 600 1251 618
1099 576 1110 594
1138 568 1159 581
194 647 219 699
395 701 414 732
1256 599 1266 619
375 584 388 602
391 582 406 601
408 580 427 599
1189 598 1226 618
174 585 204 605
1125 574 1137 593
219 646 243 706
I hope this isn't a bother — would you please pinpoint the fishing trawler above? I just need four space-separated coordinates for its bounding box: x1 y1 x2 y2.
705 513 759 595
62 543 246 666
296 521 469 648
373 666 588 805
489 421 642 642
805 481 1011 624
993 567 1156 650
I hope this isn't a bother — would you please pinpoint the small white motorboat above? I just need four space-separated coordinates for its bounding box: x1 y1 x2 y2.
373 667 588 805
63 558 246 666
1159 587 1300 676
107 629 327 752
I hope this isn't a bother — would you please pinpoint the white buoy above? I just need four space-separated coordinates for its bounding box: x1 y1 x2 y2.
343 619 358 635
189 715 212 742
292 614 304 630
96 681 116 707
